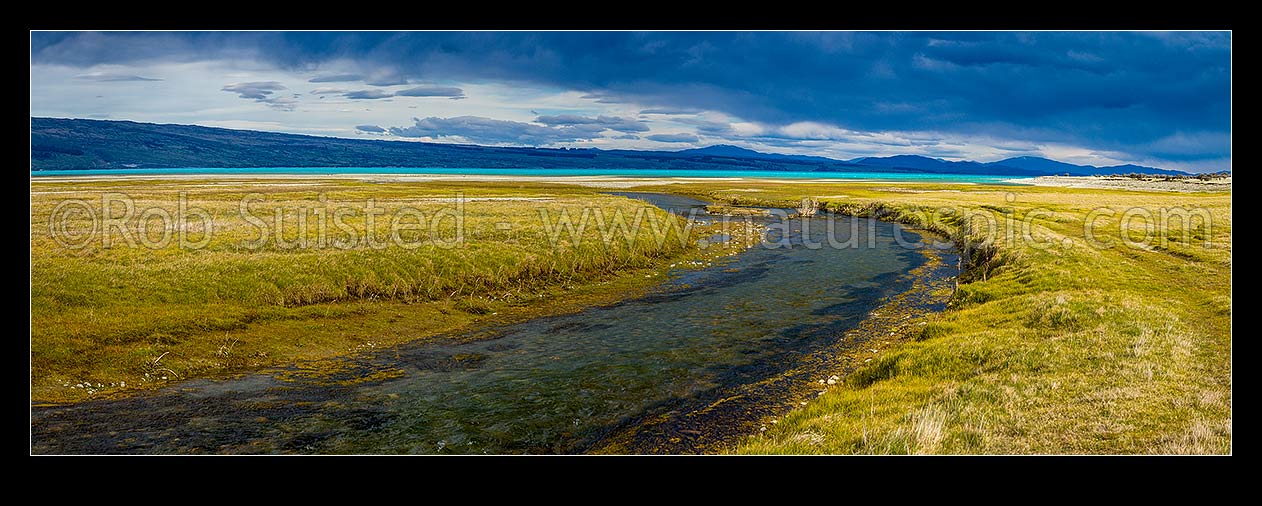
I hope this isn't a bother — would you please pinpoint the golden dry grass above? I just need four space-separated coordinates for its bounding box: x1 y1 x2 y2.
636 180 1231 454
31 178 756 403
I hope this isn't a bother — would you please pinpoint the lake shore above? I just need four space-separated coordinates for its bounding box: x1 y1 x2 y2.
1006 175 1232 193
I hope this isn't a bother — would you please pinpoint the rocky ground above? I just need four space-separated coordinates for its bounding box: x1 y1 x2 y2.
1008 175 1231 193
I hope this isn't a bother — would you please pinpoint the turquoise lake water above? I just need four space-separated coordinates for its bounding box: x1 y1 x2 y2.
30 166 1022 183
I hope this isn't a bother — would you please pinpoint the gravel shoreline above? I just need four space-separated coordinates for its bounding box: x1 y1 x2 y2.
1006 175 1231 193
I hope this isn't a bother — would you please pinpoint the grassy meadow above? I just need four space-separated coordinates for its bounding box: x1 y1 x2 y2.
30 176 1230 454
31 178 757 403
643 180 1230 454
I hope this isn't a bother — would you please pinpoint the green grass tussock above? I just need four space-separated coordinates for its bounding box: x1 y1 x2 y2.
31 177 1230 454
31 179 754 403
658 181 1230 454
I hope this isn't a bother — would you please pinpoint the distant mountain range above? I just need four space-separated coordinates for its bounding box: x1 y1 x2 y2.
30 117 1192 176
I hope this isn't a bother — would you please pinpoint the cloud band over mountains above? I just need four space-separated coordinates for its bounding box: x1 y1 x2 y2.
31 31 1232 171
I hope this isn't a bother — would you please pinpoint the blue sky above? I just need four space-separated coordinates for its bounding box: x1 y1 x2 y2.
30 31 1231 171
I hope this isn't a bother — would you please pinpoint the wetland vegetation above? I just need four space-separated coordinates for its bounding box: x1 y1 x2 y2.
30 177 1231 454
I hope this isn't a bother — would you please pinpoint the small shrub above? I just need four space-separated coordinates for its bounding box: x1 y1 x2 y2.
796 197 820 217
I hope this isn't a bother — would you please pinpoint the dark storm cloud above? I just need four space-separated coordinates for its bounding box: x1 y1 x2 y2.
222 81 286 100
355 124 386 133
646 133 699 143
309 73 363 83
394 85 466 98
344 89 393 100
33 31 1231 164
221 81 296 111
74 72 161 82
365 76 411 86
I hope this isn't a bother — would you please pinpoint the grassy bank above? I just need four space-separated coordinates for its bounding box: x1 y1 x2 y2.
648 180 1229 454
30 176 1231 454
31 179 756 403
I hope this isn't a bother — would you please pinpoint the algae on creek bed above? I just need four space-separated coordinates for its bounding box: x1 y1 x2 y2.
32 198 957 454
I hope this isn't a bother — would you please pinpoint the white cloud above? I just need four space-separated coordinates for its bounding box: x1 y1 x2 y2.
29 58 1224 171
778 121 854 140
74 71 161 82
